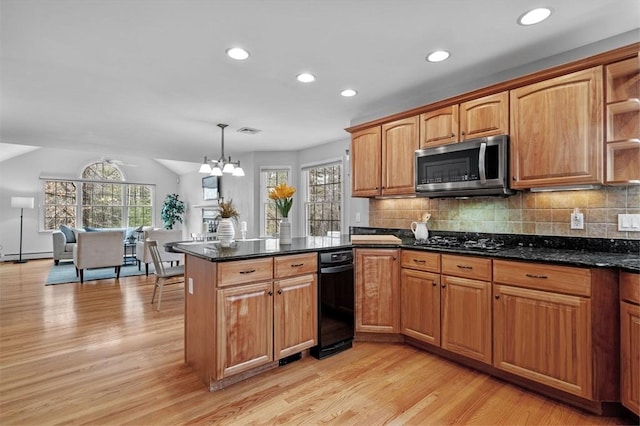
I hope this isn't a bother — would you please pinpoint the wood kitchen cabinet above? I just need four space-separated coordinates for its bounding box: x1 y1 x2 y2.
351 126 382 197
440 254 492 364
493 259 619 403
605 56 640 184
351 117 418 197
355 248 400 333
381 116 419 195
419 91 508 148
185 253 317 387
400 250 441 345
510 66 603 189
216 281 274 379
274 274 318 360
620 271 640 415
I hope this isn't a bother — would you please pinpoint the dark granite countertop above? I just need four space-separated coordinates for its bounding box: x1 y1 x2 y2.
168 229 639 273
168 236 352 262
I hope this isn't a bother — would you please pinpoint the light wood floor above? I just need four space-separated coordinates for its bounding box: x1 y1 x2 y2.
0 259 633 425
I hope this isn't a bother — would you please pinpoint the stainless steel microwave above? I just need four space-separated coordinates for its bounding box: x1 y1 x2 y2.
415 135 514 198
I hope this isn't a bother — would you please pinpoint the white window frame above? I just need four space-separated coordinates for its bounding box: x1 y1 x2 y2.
301 158 344 237
259 166 292 237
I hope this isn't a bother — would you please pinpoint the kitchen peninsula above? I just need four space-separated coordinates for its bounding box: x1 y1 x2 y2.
172 230 638 416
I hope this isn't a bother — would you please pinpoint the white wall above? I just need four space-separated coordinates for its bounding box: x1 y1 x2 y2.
0 148 179 261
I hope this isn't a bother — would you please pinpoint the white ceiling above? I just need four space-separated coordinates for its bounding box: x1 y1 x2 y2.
1 0 639 165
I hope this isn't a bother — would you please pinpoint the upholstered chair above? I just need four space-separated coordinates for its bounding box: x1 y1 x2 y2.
73 231 124 283
135 229 183 276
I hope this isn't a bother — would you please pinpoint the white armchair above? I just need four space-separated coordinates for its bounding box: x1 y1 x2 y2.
73 231 125 283
136 229 183 276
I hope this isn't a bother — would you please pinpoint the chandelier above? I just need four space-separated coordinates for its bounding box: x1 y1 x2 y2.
199 123 245 177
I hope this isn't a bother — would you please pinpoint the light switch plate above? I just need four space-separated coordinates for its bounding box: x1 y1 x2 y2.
618 214 640 232
188 277 194 294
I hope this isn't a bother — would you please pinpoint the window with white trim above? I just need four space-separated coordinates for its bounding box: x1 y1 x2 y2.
259 167 291 237
303 161 342 236
41 161 154 230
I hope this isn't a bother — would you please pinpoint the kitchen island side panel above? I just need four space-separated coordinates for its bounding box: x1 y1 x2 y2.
184 254 217 388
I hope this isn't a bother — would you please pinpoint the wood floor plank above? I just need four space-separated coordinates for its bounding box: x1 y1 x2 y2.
0 260 634 425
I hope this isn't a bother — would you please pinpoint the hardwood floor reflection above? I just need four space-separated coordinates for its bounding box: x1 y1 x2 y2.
0 259 632 425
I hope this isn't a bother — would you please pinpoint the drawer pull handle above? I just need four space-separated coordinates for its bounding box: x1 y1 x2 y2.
239 269 256 274
525 273 548 279
413 259 426 263
456 265 473 269
291 263 304 267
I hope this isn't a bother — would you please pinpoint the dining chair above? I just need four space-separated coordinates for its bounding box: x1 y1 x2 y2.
147 240 184 311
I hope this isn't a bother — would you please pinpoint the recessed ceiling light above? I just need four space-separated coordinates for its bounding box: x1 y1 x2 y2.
340 89 358 97
296 73 316 83
226 47 250 60
426 50 450 63
518 7 552 25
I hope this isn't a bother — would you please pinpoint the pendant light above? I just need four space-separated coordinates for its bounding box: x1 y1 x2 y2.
199 123 244 177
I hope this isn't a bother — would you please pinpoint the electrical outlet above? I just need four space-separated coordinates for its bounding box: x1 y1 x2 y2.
355 212 361 223
570 210 584 230
188 277 194 295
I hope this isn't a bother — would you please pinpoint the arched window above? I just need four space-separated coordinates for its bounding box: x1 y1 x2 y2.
42 161 153 230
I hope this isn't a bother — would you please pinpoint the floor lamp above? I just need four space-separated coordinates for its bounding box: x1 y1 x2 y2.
11 196 35 264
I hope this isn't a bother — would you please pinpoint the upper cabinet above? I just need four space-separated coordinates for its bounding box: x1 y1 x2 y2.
351 116 418 197
420 92 509 148
381 116 419 196
351 126 382 197
510 67 603 189
605 56 640 184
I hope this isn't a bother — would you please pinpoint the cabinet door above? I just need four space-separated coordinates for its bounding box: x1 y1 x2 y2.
493 284 592 398
274 274 318 359
381 116 419 196
459 91 509 140
621 300 640 415
441 275 492 364
420 105 459 147
510 67 603 189
351 126 382 197
216 281 273 379
355 249 400 333
401 268 440 345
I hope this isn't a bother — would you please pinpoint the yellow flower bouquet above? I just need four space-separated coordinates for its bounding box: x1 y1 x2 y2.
268 183 296 218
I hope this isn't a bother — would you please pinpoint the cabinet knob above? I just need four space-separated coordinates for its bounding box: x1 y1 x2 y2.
441 283 446 288
451 133 455 138
495 294 500 300
277 289 283 295
268 290 273 296
512 176 517 181
461 131 466 136
432 281 437 287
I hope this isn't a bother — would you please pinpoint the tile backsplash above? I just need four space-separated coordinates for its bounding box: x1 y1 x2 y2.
369 186 640 240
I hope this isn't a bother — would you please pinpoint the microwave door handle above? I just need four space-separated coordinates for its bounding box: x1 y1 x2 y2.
478 142 487 184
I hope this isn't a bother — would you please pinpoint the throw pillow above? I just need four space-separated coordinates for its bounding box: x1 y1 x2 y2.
59 224 76 243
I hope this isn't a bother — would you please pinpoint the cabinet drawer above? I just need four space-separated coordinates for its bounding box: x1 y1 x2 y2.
401 250 441 273
274 253 317 278
217 257 273 287
493 259 591 297
442 254 491 281
620 271 640 305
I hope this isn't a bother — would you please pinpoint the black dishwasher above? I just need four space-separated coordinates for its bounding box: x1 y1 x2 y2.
311 249 354 359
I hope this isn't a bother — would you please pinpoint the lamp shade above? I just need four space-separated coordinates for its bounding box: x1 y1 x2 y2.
11 196 35 209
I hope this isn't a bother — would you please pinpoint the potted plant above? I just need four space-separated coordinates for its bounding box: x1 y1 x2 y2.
216 199 239 246
161 193 186 230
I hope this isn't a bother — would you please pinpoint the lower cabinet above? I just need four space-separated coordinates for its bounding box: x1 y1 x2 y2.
355 248 400 333
440 254 493 364
274 274 318 360
401 267 441 345
216 281 274 379
620 271 640 415
493 283 592 398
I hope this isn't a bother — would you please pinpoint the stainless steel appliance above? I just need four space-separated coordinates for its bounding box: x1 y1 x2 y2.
415 135 514 198
311 249 354 359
